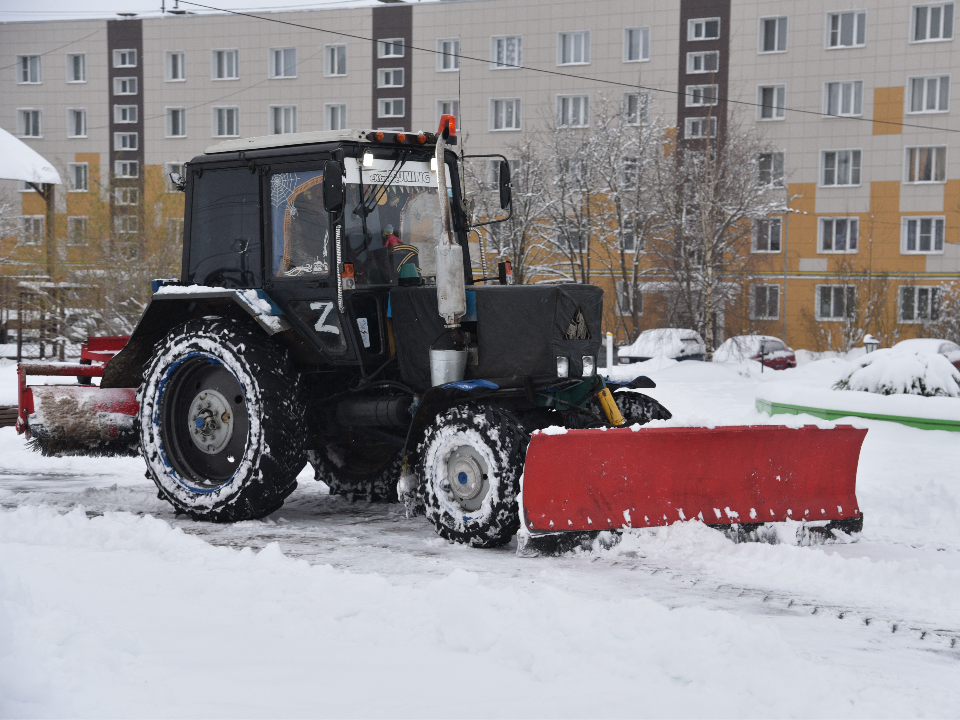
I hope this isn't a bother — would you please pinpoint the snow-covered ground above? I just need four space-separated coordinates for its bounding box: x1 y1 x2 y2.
2 356 959 718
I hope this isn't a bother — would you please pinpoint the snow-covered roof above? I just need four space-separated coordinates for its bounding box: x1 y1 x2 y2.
0 127 60 185
205 129 370 155
893 338 960 355
620 328 705 357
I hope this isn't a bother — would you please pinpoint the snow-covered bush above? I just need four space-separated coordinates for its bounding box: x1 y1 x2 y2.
833 349 960 397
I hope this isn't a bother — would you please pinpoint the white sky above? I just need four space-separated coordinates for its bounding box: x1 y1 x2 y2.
0 0 393 23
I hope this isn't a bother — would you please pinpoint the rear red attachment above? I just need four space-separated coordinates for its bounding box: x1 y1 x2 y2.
522 425 865 533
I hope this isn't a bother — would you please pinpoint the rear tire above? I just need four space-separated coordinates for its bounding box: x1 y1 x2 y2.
614 392 672 425
307 442 401 502
138 317 306 522
417 404 527 548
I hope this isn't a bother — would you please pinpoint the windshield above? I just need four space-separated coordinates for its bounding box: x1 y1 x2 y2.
343 157 452 286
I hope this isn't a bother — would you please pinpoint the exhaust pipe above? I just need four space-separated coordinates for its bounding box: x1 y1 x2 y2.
434 114 466 329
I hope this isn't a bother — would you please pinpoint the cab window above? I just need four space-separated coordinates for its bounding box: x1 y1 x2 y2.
270 169 331 278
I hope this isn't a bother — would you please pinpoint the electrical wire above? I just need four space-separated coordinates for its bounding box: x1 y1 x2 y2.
175 0 960 135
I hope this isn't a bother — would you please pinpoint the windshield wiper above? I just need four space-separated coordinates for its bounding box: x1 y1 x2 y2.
359 150 410 217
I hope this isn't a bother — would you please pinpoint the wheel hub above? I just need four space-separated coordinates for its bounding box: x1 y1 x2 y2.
187 389 234 455
445 445 487 504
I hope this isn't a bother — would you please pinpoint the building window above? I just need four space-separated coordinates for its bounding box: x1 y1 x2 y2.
113 49 137 68
325 45 346 76
437 38 460 71
490 98 521 130
270 105 297 134
558 31 590 65
378 38 404 58
753 285 780 319
213 107 240 136
759 16 788 52
114 132 138 151
908 75 950 113
67 217 88 246
164 162 185 192
22 216 44 245
827 11 866 48
437 100 460 125
685 116 717 138
558 95 589 127
378 68 404 88
17 109 41 137
68 163 88 192
754 218 782 252
688 18 720 41
616 281 642 317
758 151 785 187
326 104 347 130
17 55 41 84
270 48 296 78
623 92 648 125
167 108 186 137
900 286 941 322
913 3 954 41
66 53 86 82
67 109 87 138
905 146 947 183
624 27 650 62
492 35 522 69
824 80 863 116
113 77 137 95
166 51 185 81
686 84 718 107
902 217 945 253
820 217 859 252
115 187 139 205
114 105 138 123
817 285 856 320
378 98 405 118
115 160 139 178
114 215 139 235
687 51 719 73
212 50 239 80
757 85 786 119
821 149 862 186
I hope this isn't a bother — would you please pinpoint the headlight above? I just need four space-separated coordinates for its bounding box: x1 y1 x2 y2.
556 356 569 378
582 355 595 376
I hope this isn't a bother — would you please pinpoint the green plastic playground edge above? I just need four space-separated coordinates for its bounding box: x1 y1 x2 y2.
756 397 960 433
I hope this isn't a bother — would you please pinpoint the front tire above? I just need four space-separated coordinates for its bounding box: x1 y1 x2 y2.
138 317 306 522
308 442 401 502
614 391 672 425
417 404 527 548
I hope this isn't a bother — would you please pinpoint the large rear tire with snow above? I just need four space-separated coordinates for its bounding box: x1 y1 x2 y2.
614 392 672 425
137 317 306 522
307 442 401 502
417 404 527 548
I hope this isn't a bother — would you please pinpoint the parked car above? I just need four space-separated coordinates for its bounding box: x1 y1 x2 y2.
618 328 705 363
892 338 960 371
713 335 797 370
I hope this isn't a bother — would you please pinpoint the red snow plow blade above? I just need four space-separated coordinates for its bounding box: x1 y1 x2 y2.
522 425 865 537
15 336 139 456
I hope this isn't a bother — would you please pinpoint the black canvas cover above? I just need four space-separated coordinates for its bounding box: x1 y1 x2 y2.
391 284 603 391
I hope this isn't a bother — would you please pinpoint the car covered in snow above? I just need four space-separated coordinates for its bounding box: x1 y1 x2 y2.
891 338 960 370
713 335 797 370
618 328 705 364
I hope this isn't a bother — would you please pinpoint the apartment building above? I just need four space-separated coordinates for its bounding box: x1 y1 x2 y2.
2 0 958 349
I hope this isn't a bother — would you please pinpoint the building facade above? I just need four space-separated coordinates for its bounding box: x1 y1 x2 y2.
3 0 958 349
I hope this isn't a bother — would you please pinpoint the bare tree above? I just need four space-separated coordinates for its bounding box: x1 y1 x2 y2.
645 116 785 353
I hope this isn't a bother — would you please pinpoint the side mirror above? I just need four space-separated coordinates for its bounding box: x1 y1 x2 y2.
322 160 344 213
498 160 512 210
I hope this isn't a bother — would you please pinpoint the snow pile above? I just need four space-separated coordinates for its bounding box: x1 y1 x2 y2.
834 348 960 397
713 335 790 363
619 328 704 359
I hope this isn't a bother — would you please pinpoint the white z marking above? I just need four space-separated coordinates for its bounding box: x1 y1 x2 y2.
309 301 340 334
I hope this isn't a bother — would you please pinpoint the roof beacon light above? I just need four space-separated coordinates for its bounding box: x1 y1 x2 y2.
437 114 457 139
417 133 427 144
396 132 407 143
363 152 374 167
372 131 385 142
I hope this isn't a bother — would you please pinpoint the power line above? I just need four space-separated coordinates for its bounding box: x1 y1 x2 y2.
177 0 960 135
0 26 104 71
